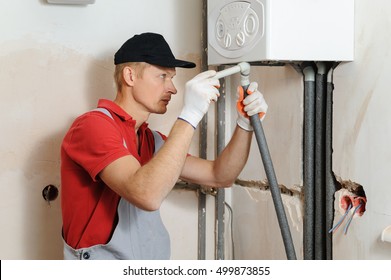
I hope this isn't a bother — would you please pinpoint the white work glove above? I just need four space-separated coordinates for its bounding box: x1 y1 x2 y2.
178 70 220 128
236 82 268 131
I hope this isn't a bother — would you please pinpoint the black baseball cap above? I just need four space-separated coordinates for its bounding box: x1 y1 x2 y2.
114 32 196 68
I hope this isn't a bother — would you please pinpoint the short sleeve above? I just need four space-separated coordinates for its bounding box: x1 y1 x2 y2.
62 112 130 180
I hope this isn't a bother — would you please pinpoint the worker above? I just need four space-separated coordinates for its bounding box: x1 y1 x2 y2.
60 32 268 260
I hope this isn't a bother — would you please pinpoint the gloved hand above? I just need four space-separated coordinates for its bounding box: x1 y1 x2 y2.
178 70 220 128
236 82 268 131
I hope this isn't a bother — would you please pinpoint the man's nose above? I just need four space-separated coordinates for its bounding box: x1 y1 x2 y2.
167 80 177 95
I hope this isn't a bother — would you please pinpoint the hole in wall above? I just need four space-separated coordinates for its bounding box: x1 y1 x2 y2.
42 184 59 204
336 178 367 217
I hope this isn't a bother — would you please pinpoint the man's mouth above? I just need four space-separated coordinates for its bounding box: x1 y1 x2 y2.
161 98 171 105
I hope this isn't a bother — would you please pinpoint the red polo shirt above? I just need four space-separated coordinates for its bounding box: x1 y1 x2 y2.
61 99 166 249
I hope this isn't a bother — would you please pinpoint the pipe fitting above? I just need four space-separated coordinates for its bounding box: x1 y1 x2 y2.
238 62 251 87
238 62 250 76
214 62 251 82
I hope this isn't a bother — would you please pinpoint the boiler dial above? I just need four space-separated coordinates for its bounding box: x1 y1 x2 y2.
209 0 264 59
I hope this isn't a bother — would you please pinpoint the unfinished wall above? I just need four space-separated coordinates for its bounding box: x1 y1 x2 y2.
0 0 204 260
228 1 391 259
331 1 391 259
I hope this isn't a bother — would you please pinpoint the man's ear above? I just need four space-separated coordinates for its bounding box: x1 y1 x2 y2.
123 66 136 86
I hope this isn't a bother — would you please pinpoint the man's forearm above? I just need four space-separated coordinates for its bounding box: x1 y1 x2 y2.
132 119 195 207
212 125 253 186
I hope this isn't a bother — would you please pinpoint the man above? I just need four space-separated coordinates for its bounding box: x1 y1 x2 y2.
61 32 267 260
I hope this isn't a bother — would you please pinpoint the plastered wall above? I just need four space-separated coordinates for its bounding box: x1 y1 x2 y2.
331 1 391 259
229 1 391 260
1 0 391 260
0 0 203 260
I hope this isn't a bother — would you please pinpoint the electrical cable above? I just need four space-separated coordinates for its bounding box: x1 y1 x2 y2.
343 203 362 235
224 201 235 259
328 203 352 233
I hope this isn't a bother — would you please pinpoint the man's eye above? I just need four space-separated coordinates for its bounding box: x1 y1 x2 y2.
160 74 167 79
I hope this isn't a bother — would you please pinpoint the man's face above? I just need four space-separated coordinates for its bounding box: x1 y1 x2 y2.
132 64 177 114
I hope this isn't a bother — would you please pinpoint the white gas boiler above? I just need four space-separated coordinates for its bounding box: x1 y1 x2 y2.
207 0 354 65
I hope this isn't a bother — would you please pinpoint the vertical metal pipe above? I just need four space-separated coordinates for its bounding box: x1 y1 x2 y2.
197 188 207 260
325 63 339 260
197 0 208 260
215 65 226 260
314 62 327 259
302 63 316 260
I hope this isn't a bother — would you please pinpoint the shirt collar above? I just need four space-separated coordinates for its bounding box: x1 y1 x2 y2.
97 99 130 120
96 99 149 130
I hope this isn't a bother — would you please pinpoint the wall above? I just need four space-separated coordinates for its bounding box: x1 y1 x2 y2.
0 0 204 260
229 1 391 259
332 1 391 259
1 0 391 261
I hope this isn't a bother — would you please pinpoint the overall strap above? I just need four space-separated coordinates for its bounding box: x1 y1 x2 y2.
151 130 164 154
92 108 163 153
92 108 127 148
92 107 113 119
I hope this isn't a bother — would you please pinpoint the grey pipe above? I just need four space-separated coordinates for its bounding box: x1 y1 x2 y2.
241 74 297 260
325 63 339 260
314 62 328 260
302 62 316 260
214 62 297 259
301 62 339 260
248 112 297 260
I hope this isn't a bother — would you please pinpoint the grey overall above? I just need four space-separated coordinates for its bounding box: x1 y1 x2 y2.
63 108 170 260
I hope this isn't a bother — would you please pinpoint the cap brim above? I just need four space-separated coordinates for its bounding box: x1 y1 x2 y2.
146 58 196 69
